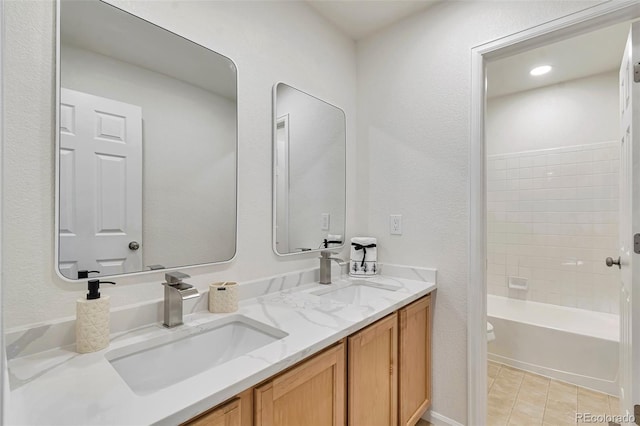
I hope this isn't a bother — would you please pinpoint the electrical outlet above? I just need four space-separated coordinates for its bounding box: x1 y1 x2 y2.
321 213 330 231
390 214 402 235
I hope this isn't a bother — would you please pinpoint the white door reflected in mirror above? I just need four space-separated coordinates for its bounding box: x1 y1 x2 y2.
57 0 238 280
275 114 291 253
59 89 143 279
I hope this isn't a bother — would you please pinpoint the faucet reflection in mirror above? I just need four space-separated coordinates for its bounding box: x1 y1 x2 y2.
273 83 347 256
56 0 238 280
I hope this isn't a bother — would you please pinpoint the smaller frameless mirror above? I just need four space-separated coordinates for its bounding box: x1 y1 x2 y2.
272 83 346 255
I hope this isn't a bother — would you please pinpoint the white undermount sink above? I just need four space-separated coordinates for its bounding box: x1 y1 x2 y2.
106 315 287 395
311 280 400 305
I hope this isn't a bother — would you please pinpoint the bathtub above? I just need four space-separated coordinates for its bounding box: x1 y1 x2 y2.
488 294 619 395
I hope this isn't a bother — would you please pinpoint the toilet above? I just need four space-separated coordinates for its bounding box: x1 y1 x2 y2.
487 322 495 342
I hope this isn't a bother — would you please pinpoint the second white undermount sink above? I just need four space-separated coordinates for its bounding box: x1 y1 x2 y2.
311 280 400 305
106 315 287 395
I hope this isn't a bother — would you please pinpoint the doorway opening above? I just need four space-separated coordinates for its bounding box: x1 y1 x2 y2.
468 2 640 424
485 23 628 424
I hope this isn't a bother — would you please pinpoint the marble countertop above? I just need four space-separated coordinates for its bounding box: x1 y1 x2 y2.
6 273 436 426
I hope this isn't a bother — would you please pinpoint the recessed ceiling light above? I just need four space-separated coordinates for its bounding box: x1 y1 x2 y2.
530 65 552 76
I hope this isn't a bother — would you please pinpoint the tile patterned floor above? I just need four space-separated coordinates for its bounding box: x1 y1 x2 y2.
488 361 619 426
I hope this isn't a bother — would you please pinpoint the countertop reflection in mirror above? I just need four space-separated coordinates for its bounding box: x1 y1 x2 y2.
56 0 238 280
272 83 346 256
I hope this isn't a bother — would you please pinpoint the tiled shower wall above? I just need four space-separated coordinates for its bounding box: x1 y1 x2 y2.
487 141 620 314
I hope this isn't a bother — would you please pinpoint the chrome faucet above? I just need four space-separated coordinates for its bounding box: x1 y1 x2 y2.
162 271 199 328
319 250 346 284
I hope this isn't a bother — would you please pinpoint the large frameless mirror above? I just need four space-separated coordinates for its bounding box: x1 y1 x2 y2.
56 0 238 280
272 83 346 255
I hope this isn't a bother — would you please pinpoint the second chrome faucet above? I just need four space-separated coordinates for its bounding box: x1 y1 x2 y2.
319 250 346 284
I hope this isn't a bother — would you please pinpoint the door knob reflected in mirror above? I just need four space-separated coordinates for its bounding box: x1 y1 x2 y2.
129 241 140 251
605 256 621 269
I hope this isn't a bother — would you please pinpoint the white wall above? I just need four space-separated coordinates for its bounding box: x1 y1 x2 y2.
3 0 358 328
487 71 618 155
61 44 237 269
276 84 346 252
356 1 603 423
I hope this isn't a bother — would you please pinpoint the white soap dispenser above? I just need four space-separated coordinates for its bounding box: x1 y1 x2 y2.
76 278 115 353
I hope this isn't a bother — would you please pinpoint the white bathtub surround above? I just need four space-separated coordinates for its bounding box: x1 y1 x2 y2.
5 267 436 425
488 294 618 395
487 141 620 314
350 236 378 276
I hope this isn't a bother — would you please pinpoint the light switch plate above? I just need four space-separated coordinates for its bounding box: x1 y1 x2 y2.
390 215 402 235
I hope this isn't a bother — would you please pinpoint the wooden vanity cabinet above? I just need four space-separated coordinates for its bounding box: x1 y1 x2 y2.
347 313 398 426
254 342 346 426
184 293 433 426
398 295 432 426
185 388 251 426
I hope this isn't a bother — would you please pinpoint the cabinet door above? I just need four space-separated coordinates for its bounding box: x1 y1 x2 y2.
186 397 241 426
348 313 398 426
254 342 346 426
399 295 432 426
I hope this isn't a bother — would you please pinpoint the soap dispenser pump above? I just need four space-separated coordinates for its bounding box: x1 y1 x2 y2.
76 279 116 354
77 270 100 280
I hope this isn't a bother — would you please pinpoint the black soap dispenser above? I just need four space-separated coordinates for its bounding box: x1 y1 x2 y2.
76 279 116 353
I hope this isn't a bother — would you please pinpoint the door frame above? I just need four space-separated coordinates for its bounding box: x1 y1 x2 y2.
469 1 640 423
0 0 5 422
275 114 290 253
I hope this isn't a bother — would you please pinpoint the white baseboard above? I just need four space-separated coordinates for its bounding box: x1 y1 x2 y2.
423 410 464 426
